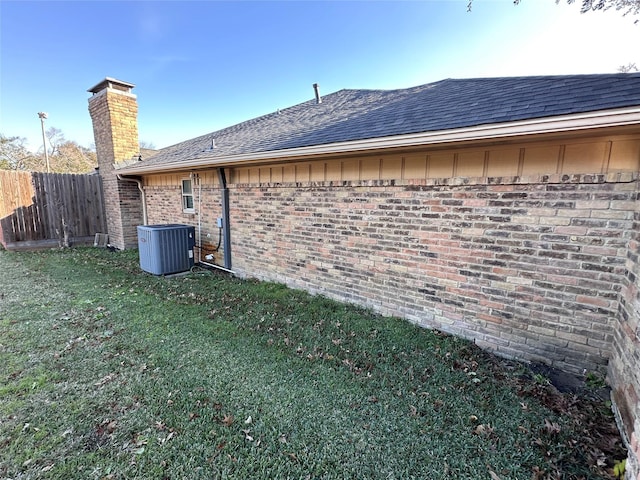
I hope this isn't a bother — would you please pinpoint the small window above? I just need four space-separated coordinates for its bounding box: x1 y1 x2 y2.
182 179 194 212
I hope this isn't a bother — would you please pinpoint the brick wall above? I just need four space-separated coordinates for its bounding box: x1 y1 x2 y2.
227 173 636 376
144 171 636 375
145 182 224 263
609 178 640 480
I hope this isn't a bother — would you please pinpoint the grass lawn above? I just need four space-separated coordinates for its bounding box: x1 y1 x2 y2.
0 247 627 479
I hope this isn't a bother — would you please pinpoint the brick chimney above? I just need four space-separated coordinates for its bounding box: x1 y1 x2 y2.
88 78 142 250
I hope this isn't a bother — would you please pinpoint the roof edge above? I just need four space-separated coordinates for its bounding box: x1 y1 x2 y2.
119 107 640 175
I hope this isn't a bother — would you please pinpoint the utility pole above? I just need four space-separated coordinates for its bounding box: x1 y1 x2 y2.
38 112 50 173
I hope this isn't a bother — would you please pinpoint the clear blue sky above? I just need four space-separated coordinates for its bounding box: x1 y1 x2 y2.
1 1 638 152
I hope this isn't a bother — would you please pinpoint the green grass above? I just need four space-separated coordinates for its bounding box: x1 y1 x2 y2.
0 247 625 479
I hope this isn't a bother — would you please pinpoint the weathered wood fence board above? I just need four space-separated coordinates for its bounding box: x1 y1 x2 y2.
0 171 107 250
0 170 34 218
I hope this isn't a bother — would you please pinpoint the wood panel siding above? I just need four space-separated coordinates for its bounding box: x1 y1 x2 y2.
404 154 427 179
220 135 640 186
486 148 521 177
563 142 608 174
145 135 640 189
609 139 640 172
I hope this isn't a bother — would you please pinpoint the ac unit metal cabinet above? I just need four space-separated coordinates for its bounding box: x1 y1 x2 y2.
137 224 195 275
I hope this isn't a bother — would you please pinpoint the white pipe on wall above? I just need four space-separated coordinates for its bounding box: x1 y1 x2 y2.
116 174 147 225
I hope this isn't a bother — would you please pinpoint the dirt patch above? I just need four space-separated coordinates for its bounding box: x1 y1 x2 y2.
511 362 626 479
529 363 609 399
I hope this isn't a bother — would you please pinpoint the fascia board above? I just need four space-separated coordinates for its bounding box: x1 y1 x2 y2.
119 107 640 175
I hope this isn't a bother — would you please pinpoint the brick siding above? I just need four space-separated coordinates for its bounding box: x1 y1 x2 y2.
145 183 224 262
88 86 141 249
609 181 640 480
144 172 634 374
229 174 634 374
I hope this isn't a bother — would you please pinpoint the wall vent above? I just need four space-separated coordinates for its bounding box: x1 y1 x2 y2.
137 224 195 275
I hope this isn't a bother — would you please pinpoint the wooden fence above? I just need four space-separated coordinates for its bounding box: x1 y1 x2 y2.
0 171 107 250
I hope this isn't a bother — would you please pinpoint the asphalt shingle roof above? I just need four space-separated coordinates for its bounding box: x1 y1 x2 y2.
133 73 640 169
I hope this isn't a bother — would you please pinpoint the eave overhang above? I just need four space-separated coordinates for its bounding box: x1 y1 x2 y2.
118 106 640 176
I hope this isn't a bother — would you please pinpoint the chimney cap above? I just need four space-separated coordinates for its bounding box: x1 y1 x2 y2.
88 77 135 95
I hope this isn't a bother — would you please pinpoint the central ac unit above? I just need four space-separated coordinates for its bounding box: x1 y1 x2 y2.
137 224 195 275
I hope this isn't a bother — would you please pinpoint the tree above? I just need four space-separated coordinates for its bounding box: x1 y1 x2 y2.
0 134 39 170
569 0 640 16
48 140 96 173
42 127 97 173
618 62 638 72
467 0 640 17
0 130 97 174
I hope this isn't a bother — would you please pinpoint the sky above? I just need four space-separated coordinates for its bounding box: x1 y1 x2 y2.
1 0 639 152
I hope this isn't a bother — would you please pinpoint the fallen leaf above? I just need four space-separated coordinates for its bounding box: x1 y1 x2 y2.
278 434 287 444
94 373 116 387
531 466 545 480
285 452 298 463
474 424 494 436
134 436 148 447
544 419 561 435
613 459 626 478
158 431 176 445
106 420 117 433
222 414 234 427
488 470 501 480
244 416 252 424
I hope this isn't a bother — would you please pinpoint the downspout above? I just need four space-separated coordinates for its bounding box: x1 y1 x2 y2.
116 174 147 225
217 168 232 270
